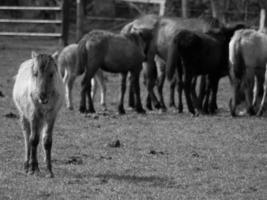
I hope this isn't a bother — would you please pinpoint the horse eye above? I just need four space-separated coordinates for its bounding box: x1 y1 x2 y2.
33 71 38 77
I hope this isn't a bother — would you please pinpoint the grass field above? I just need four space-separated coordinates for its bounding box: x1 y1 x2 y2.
0 38 266 200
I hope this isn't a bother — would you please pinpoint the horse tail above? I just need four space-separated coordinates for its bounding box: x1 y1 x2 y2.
76 38 87 75
166 35 182 81
229 33 245 80
57 60 65 79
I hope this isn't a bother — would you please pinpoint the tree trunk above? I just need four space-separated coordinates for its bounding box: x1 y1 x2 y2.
181 0 188 18
259 0 267 29
210 0 225 23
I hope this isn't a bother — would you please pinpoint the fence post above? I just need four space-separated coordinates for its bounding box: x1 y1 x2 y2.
76 0 84 41
61 0 69 46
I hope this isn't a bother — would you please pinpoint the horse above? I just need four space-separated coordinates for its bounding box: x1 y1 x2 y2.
76 29 146 114
166 24 245 116
123 14 222 112
13 51 64 177
56 43 107 110
229 29 267 116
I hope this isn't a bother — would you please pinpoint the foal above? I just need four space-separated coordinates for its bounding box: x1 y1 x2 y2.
13 52 64 177
57 43 107 110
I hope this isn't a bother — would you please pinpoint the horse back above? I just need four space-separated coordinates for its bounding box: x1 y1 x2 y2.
103 36 144 71
230 29 267 71
58 44 78 76
155 17 212 60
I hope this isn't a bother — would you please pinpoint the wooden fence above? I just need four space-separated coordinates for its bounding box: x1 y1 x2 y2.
0 0 69 45
76 0 166 40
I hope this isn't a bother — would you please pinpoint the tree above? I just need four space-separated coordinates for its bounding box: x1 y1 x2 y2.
181 0 188 18
210 0 225 23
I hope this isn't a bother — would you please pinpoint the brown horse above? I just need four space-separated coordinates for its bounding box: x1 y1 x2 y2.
123 14 222 112
76 30 146 114
167 24 245 115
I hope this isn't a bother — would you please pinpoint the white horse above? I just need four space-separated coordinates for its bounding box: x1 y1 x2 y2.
229 29 267 116
13 52 64 177
56 44 107 110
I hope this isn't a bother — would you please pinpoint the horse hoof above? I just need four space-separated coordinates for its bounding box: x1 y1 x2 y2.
67 105 74 110
256 109 263 117
24 162 29 173
118 108 126 115
136 108 146 114
87 109 96 113
159 107 167 113
190 112 199 117
79 106 87 113
45 171 54 178
169 102 175 108
178 105 183 113
146 103 152 110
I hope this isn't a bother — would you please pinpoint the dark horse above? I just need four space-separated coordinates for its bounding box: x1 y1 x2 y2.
76 30 146 114
167 24 245 115
123 14 222 112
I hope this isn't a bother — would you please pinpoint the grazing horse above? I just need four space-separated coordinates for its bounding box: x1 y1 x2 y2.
57 43 107 110
123 14 222 111
229 29 267 116
167 24 245 115
76 30 146 114
13 52 64 177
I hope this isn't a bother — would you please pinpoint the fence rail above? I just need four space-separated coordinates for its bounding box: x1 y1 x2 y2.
0 0 69 45
0 6 61 11
0 32 61 37
0 19 62 24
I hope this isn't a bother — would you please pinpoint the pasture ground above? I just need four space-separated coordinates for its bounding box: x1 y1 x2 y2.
0 38 266 200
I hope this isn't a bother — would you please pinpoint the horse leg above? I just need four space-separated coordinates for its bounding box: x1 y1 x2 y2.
252 76 258 108
128 73 135 109
118 73 127 114
191 76 202 112
63 70 75 110
156 61 167 111
143 60 161 109
131 71 145 114
209 77 220 114
42 117 55 178
177 68 184 113
198 75 207 110
253 74 264 108
79 76 87 113
96 70 107 110
184 73 197 116
20 115 30 173
66 75 75 110
229 77 240 117
257 65 267 116
86 78 96 113
29 116 41 175
244 78 255 116
169 78 176 107
90 78 97 103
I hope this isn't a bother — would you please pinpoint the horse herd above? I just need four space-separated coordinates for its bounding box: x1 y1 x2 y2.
12 14 267 177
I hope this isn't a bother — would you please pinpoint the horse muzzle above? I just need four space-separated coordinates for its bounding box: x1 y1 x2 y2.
38 93 49 105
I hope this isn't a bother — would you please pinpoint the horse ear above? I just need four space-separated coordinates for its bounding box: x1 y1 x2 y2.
31 51 38 58
52 51 59 60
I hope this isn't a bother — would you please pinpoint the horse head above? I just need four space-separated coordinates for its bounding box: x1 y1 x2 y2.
31 52 58 105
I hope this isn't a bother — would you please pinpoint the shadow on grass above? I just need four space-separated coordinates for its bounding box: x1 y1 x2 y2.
95 173 177 188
